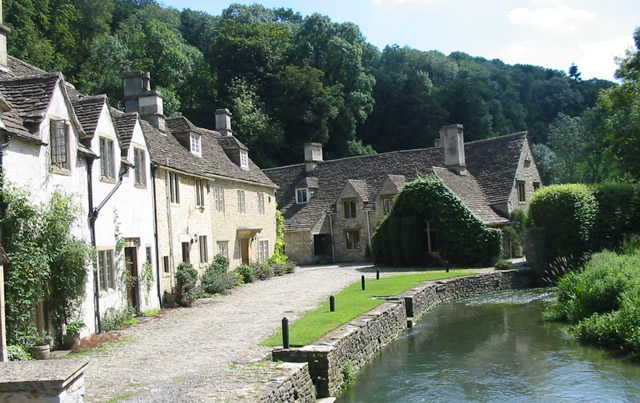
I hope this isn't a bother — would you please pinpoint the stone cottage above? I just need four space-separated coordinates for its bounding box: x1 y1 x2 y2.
264 124 542 264
122 72 278 297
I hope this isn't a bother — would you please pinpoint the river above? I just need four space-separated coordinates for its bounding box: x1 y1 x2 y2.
337 289 640 402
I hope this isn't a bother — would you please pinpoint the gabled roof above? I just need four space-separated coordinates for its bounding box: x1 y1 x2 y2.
0 56 46 80
0 93 39 143
110 108 140 153
264 132 528 231
0 73 62 126
72 95 107 138
141 116 275 187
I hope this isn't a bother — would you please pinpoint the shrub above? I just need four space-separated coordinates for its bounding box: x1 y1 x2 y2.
102 306 137 332
235 264 255 283
271 263 285 276
7 345 32 361
590 183 640 251
528 184 598 264
269 208 288 264
175 263 199 307
200 269 235 295
372 175 501 267
209 254 229 274
494 259 512 270
254 263 274 281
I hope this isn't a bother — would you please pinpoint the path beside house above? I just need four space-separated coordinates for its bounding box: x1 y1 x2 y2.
80 264 427 402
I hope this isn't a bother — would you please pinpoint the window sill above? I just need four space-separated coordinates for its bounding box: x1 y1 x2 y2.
134 183 147 189
100 177 116 184
50 166 71 176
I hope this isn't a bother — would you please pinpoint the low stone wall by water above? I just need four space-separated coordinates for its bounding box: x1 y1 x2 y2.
272 269 531 398
260 362 315 403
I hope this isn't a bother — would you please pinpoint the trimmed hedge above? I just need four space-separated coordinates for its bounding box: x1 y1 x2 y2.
591 183 640 251
372 175 502 266
528 184 598 263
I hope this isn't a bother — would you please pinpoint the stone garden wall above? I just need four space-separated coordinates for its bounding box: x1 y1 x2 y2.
272 269 531 398
260 362 315 403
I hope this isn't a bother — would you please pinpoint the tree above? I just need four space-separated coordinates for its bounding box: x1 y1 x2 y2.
568 63 582 81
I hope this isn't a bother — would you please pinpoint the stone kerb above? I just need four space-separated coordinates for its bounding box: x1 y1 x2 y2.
260 362 315 403
0 359 89 402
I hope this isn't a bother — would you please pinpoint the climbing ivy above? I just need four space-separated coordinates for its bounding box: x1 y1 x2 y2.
269 206 288 264
372 174 502 266
1 184 93 346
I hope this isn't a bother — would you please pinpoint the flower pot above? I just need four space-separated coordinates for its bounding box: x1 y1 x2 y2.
63 334 80 349
29 344 50 360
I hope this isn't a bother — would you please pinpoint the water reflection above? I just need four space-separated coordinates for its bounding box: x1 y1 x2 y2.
338 289 640 402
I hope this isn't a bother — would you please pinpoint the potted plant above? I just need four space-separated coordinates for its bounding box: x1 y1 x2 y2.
63 320 86 349
29 333 53 360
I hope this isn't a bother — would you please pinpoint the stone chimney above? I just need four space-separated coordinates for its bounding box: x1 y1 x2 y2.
304 143 323 173
123 71 166 132
440 124 466 175
0 0 11 68
215 108 232 136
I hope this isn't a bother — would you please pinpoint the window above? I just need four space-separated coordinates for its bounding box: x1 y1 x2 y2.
382 196 394 215
182 241 190 263
134 148 146 186
344 200 357 219
190 133 201 157
163 256 170 274
237 190 246 214
258 240 269 263
169 172 180 203
517 181 526 202
99 137 115 179
215 187 225 213
146 246 152 264
199 235 208 264
345 230 360 249
195 179 205 208
217 241 229 259
98 249 115 291
240 150 248 169
533 182 541 192
257 193 265 215
296 188 308 204
50 119 69 169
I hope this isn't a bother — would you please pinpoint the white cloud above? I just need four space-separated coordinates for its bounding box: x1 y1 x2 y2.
372 0 442 5
577 36 635 80
505 4 597 32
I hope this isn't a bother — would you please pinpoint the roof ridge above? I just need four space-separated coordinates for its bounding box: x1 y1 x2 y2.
465 131 527 146
0 71 61 84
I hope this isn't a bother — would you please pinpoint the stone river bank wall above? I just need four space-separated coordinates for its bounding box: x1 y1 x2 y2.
271 269 531 399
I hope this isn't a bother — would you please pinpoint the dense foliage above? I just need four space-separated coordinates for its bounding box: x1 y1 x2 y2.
545 251 640 354
175 262 199 306
1 185 93 346
3 0 621 172
200 254 235 295
372 175 501 267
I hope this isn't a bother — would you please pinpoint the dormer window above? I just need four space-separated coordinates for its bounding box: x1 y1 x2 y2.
190 133 201 157
296 188 309 204
240 150 248 169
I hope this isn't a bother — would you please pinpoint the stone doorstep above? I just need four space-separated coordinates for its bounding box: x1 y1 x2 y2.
0 359 89 391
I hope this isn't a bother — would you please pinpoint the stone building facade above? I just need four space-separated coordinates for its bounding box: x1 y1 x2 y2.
265 125 542 264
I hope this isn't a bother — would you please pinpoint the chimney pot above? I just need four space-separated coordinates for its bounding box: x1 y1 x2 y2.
304 143 323 173
0 0 11 68
440 124 466 175
123 71 165 132
215 108 232 136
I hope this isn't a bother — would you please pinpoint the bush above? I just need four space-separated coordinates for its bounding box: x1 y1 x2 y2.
528 184 598 264
591 183 640 251
175 263 199 307
209 254 229 274
371 175 501 267
254 263 274 281
494 259 512 270
200 256 234 295
7 345 32 361
102 306 137 331
235 264 255 283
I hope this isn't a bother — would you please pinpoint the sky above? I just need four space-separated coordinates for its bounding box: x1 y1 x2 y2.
159 0 639 81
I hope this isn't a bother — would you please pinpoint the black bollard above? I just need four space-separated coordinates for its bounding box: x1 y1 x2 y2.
330 295 335 312
282 317 290 349
376 269 380 280
446 261 449 273
361 275 366 290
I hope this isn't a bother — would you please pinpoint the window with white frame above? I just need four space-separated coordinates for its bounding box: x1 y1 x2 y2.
100 137 116 180
296 188 308 204
199 235 208 264
215 187 225 212
50 119 69 169
259 240 269 263
190 133 202 157
240 150 249 169
134 148 146 186
195 179 205 208
169 172 180 203
217 241 229 259
98 249 115 291
257 193 265 215
237 190 246 214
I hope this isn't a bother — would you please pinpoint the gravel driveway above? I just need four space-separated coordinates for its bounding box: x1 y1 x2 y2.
80 263 417 402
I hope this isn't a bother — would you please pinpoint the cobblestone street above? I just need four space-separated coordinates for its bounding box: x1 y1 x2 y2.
80 264 403 402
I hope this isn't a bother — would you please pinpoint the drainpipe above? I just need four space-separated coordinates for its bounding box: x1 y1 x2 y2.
328 213 335 263
151 165 162 307
365 210 372 250
90 162 128 333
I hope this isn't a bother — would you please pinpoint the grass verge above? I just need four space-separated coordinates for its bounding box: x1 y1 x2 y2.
261 269 475 347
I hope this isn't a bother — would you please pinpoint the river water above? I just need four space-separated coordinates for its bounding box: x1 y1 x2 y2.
337 289 640 402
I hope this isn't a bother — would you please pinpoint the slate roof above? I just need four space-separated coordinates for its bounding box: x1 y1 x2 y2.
139 116 275 187
264 133 527 231
0 73 61 126
111 109 139 153
72 95 107 138
0 56 46 80
0 95 39 143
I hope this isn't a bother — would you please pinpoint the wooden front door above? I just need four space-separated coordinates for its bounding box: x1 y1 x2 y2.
241 239 249 265
125 247 140 312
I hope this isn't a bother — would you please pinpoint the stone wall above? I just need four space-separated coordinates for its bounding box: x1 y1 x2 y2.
260 362 315 403
507 138 542 215
272 269 531 398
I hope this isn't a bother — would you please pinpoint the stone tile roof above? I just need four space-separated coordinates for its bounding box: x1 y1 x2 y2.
0 73 61 126
0 94 39 143
141 116 275 187
73 95 107 138
0 56 46 80
264 133 527 231
110 108 139 153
